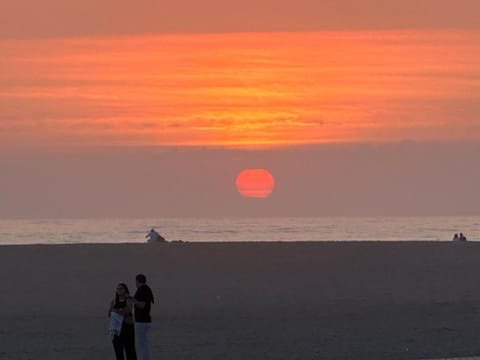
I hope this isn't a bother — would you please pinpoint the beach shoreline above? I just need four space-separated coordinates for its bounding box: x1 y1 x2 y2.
3 242 480 359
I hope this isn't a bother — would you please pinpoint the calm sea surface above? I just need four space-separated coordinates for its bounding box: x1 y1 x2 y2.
0 217 479 245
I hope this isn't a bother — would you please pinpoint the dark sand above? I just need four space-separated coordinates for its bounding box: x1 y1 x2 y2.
2 242 480 360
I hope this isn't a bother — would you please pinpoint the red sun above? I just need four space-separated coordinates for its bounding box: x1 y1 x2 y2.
236 168 275 198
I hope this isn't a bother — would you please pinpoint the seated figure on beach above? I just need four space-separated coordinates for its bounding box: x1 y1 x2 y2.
452 233 459 241
459 233 467 242
146 228 167 243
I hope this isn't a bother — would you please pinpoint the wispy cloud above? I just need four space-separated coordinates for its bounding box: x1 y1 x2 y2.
1 31 480 147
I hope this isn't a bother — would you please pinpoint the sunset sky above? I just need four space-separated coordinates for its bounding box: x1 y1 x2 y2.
1 0 480 217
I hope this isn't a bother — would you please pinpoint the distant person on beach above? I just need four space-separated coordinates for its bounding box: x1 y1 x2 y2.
459 233 467 241
452 233 459 241
108 283 137 360
145 228 166 243
133 274 155 360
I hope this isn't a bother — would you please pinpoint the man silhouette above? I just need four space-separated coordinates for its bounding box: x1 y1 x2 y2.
133 274 154 360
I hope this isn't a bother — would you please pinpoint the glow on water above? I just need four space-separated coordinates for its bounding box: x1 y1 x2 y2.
0 216 480 245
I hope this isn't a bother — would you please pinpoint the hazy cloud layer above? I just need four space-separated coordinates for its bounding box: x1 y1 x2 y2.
1 0 480 39
1 143 479 218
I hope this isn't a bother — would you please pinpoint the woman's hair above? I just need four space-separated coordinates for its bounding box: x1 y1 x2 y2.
115 283 130 302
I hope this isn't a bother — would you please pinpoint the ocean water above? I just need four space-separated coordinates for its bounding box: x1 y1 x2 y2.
0 216 479 245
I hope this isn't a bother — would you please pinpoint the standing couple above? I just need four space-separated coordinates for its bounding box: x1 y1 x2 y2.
108 274 155 360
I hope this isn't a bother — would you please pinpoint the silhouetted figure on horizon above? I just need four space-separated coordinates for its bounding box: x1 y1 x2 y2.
452 233 459 241
459 233 467 242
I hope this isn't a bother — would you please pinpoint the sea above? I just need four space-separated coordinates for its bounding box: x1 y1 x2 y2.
0 216 479 245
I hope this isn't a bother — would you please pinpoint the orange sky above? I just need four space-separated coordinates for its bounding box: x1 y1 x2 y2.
1 30 480 148
2 2 480 218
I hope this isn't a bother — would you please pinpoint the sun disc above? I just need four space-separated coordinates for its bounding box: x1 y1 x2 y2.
235 168 275 198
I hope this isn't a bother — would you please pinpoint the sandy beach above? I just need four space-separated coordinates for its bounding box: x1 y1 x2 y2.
2 241 480 360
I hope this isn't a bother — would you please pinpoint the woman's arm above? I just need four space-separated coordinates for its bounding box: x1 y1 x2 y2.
133 298 147 309
123 297 134 315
